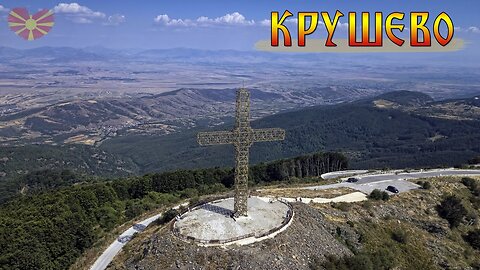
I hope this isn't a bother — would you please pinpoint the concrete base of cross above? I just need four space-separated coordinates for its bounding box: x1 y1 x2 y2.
173 196 293 246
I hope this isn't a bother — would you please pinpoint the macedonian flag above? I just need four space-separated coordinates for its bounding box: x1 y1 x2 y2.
8 8 54 41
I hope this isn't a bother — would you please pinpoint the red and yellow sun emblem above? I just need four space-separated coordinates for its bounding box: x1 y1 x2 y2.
8 8 54 41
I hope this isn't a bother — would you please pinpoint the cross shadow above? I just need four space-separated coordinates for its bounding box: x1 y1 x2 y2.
200 203 234 217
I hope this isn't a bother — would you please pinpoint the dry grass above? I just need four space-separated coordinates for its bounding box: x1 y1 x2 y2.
254 177 342 190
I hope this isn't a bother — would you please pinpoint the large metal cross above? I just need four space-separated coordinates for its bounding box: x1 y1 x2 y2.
197 88 285 217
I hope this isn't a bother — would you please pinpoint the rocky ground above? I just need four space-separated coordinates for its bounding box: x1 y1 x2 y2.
111 203 352 270
310 176 480 269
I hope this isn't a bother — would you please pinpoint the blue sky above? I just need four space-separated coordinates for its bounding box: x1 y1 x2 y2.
0 0 479 50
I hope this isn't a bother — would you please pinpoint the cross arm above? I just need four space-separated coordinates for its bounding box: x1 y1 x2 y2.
251 128 285 142
197 131 235 146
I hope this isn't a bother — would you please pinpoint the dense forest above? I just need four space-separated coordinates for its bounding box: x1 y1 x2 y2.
101 92 480 172
0 151 346 270
0 144 138 183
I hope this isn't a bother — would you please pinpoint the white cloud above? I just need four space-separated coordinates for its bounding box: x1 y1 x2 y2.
260 19 270 27
199 12 254 26
53 3 106 24
105 14 126 26
154 14 169 24
337 21 349 29
53 3 105 18
0 5 8 13
455 26 480 34
154 14 194 27
260 18 298 27
287 18 298 25
154 12 255 27
468 26 480 34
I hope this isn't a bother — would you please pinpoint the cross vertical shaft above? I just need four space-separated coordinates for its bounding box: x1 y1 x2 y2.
197 88 285 217
233 89 251 216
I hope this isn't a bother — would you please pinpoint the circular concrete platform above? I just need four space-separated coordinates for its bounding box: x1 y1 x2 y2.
173 197 293 246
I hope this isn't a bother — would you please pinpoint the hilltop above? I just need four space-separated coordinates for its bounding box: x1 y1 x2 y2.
118 203 352 269
111 175 480 270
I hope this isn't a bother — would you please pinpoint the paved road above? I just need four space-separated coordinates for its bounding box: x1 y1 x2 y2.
305 169 480 194
90 203 188 270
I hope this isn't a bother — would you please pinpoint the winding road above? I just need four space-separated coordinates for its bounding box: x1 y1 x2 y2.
90 203 188 270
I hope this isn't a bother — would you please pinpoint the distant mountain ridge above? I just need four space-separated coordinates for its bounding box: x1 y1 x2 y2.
4 46 479 66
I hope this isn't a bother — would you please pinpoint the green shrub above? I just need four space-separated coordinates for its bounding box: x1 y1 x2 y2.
468 156 480 165
461 177 480 196
368 189 390 201
436 196 468 228
180 188 199 198
189 196 200 207
368 189 383 200
362 200 373 210
391 229 408 244
464 229 480 250
156 208 179 225
345 254 374 270
416 181 432 190
470 196 480 209
423 182 432 190
320 248 395 270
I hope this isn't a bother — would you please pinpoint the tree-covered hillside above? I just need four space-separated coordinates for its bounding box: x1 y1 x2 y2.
101 91 480 172
0 152 346 270
0 144 139 201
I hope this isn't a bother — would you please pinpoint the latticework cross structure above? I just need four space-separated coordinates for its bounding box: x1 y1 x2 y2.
197 88 285 217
